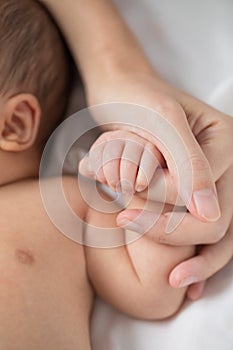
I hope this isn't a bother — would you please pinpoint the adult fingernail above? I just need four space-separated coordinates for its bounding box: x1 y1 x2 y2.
193 189 221 222
178 275 198 288
117 219 144 234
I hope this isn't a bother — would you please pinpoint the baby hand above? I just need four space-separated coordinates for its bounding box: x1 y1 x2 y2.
79 130 164 194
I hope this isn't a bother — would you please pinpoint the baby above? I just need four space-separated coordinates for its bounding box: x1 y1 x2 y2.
0 1 194 349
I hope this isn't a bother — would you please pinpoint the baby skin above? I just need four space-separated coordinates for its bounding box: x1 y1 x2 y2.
81 129 195 322
0 1 194 348
0 173 194 350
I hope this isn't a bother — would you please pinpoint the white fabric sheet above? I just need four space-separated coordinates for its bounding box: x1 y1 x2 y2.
91 1 233 349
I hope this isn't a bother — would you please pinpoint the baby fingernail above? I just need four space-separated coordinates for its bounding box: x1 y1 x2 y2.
179 275 198 287
136 185 145 192
193 189 221 222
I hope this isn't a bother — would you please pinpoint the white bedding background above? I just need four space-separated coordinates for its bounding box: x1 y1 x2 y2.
91 1 233 349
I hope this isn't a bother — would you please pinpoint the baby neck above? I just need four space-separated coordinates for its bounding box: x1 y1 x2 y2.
0 148 41 187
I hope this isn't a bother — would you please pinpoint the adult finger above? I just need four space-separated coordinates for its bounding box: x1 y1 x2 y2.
117 166 233 245
169 219 233 288
138 168 184 205
186 281 206 301
191 110 233 182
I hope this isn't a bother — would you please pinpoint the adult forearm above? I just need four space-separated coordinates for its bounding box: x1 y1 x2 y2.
42 0 154 89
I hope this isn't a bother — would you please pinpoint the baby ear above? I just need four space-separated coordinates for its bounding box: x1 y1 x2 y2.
0 94 41 152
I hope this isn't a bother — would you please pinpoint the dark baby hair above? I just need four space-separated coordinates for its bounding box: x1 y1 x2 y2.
0 0 71 145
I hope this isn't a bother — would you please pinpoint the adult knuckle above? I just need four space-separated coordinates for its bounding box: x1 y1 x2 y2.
184 154 210 173
218 216 229 231
209 232 222 244
154 94 185 122
209 223 227 243
213 218 229 241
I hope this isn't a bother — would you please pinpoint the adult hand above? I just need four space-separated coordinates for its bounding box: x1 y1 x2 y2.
87 73 224 223
86 72 233 300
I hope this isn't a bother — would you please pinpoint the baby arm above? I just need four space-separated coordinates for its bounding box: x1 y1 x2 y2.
85 193 195 320
81 129 195 319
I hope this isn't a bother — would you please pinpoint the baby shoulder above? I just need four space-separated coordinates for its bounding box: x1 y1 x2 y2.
0 176 87 233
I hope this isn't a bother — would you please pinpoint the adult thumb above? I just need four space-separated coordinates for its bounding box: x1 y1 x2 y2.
155 105 221 223
130 102 221 223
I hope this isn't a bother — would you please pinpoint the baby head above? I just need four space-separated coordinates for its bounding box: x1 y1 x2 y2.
0 0 70 157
